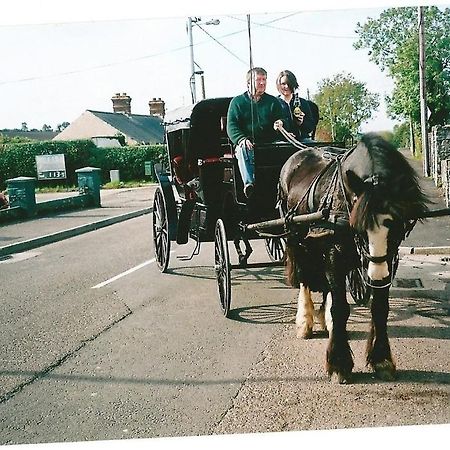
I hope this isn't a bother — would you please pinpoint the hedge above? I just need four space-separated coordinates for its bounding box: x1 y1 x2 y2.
0 140 167 190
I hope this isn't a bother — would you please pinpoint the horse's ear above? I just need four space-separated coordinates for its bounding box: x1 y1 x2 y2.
346 170 365 196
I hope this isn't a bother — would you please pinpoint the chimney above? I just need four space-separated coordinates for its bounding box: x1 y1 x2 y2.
111 92 131 114
149 97 165 118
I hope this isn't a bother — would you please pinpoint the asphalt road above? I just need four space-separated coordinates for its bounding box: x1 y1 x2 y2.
0 213 448 447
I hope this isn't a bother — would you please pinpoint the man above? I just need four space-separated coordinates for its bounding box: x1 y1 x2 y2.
227 67 283 198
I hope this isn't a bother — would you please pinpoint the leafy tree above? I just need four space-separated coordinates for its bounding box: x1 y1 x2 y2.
42 124 53 132
313 72 379 142
21 122 28 132
56 122 70 132
354 6 450 128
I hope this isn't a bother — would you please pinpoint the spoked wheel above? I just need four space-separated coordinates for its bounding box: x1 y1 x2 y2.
152 187 171 272
347 266 372 306
214 219 231 317
264 237 286 263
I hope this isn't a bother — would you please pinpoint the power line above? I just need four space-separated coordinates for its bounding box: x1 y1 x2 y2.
228 13 356 39
196 23 247 65
0 12 355 86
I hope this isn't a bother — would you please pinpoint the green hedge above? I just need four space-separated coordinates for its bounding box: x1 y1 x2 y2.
0 140 167 190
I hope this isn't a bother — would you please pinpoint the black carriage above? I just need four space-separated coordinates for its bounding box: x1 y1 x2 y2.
152 98 314 309
152 97 401 318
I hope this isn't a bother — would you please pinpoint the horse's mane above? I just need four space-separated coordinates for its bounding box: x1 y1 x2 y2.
349 133 430 231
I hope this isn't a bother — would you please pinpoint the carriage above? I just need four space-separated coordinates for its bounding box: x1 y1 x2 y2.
152 96 449 383
152 96 360 316
152 97 296 268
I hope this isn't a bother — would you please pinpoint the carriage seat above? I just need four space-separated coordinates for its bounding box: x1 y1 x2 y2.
172 155 196 185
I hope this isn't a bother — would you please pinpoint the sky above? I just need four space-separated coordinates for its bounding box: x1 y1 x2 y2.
0 0 448 134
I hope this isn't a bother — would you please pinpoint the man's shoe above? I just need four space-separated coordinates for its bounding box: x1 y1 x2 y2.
244 183 254 198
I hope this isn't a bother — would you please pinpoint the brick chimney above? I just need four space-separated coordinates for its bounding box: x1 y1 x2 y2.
149 98 165 118
111 93 131 114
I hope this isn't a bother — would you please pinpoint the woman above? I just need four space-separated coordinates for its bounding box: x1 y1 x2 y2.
276 70 315 142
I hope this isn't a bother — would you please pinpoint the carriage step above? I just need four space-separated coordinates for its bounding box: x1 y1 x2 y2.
176 198 196 244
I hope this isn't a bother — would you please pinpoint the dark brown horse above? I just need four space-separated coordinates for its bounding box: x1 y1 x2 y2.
278 133 429 383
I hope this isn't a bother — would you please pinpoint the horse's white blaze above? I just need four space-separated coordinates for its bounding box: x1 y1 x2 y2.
367 213 392 280
325 292 333 333
296 283 314 338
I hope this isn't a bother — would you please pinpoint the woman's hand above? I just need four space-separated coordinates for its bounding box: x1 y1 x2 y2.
295 111 305 125
273 119 284 130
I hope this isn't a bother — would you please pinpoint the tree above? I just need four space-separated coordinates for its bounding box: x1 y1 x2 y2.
21 122 28 132
354 6 450 128
42 124 53 132
313 72 380 142
56 122 70 132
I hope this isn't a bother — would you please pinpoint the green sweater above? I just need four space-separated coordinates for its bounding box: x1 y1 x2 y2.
226 92 283 146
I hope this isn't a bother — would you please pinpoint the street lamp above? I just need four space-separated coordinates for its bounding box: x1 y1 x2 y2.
187 17 220 103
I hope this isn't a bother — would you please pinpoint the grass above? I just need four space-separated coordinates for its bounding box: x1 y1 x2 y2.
102 180 156 189
35 179 156 193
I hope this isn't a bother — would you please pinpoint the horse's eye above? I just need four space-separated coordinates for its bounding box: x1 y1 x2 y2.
383 218 394 229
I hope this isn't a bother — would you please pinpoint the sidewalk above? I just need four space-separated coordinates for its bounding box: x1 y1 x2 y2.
0 186 156 257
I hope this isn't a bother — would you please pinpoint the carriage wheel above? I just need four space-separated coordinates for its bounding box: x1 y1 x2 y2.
347 266 372 306
214 219 231 317
264 237 286 263
152 187 171 272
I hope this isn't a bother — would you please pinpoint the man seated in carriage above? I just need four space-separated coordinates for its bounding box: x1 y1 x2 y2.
226 67 284 198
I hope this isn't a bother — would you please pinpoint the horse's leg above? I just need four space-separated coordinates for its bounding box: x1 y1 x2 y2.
325 251 354 384
366 286 396 380
296 283 314 338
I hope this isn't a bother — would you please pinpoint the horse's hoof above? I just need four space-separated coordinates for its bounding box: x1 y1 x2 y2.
373 360 397 381
296 324 313 339
329 371 352 384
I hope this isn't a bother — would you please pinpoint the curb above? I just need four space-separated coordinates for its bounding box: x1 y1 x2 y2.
0 207 151 257
399 246 450 256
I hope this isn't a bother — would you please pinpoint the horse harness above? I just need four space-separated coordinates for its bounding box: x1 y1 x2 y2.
284 145 401 289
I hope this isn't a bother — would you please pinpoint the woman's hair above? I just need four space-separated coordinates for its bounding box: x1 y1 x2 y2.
276 70 299 93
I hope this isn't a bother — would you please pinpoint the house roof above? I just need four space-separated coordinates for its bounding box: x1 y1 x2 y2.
88 110 164 144
1 130 58 141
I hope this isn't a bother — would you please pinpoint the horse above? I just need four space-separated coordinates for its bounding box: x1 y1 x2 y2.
278 133 429 383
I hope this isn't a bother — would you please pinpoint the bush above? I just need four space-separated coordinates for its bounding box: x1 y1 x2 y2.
0 140 167 190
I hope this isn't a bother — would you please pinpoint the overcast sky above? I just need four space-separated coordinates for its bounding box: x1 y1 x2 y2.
0 0 448 133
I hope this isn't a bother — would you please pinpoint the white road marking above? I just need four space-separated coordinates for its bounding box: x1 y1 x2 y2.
92 258 156 289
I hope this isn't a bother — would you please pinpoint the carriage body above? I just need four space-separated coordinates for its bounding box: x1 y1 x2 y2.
152 97 303 271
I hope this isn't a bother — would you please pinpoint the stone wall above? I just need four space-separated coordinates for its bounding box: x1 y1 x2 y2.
429 125 450 186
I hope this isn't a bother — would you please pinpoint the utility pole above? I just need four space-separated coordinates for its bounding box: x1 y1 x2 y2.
418 6 431 176
187 17 220 104
328 97 335 141
187 17 197 103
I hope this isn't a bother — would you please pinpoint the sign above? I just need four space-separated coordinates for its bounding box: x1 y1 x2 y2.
36 154 67 180
144 161 153 176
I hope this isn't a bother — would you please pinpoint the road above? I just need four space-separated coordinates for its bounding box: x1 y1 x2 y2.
0 214 449 447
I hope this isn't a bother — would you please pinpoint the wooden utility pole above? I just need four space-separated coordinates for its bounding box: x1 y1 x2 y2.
418 6 431 176
409 116 416 156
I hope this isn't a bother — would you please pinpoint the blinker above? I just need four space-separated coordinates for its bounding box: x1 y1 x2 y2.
364 174 379 187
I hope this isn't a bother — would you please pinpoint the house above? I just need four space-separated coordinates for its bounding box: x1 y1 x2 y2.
52 94 165 146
